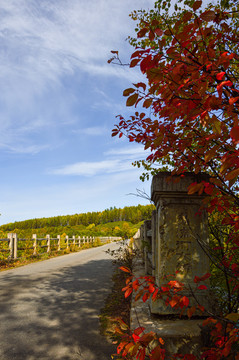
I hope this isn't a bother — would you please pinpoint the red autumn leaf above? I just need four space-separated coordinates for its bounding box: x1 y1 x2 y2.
124 287 133 298
180 296 190 308
197 305 205 313
123 88 135 97
138 28 148 38
194 273 211 283
150 345 165 360
152 288 159 301
193 0 202 11
155 28 163 36
183 355 198 360
149 30 155 41
140 55 153 73
229 96 239 105
132 333 140 342
139 348 146 360
134 326 145 336
142 292 150 302
126 93 138 107
217 80 233 93
130 58 141 68
187 306 196 318
216 72 225 80
201 10 216 21
132 279 139 290
230 126 239 142
198 285 208 290
225 168 239 181
119 266 131 273
149 283 155 293
169 297 179 308
143 98 152 108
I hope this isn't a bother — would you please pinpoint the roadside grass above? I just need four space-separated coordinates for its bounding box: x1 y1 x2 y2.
99 265 131 337
99 242 135 339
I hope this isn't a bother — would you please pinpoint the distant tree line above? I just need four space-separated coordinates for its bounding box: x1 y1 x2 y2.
0 204 155 232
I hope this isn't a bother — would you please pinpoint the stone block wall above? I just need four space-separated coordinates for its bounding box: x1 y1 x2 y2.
135 172 211 315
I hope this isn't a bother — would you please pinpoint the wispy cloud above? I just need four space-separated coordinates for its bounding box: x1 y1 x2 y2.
0 0 150 154
75 126 107 136
51 159 132 176
0 0 150 85
50 145 148 176
105 146 148 158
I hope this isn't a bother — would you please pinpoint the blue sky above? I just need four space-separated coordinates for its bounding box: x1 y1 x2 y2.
0 0 153 225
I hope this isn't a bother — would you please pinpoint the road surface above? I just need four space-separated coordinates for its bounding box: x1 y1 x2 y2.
0 242 120 360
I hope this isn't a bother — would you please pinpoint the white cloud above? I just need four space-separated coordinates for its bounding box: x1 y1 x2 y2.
51 159 132 176
2 144 49 155
50 144 149 176
0 0 151 85
105 146 148 158
0 0 151 153
75 126 107 136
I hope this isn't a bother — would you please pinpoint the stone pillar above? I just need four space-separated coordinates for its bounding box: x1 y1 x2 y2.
150 172 210 315
143 220 152 275
151 210 157 277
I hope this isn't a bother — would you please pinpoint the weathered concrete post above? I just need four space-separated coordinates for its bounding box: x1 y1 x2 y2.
65 235 69 250
8 233 13 259
32 234 37 255
78 236 81 248
72 235 76 246
13 233 18 259
150 172 210 314
57 235 61 251
46 235 50 253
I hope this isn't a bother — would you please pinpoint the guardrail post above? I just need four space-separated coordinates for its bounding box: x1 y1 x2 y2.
32 234 37 255
83 236 85 245
57 235 61 251
46 234 50 253
72 235 75 246
78 236 81 248
13 233 18 259
8 233 13 259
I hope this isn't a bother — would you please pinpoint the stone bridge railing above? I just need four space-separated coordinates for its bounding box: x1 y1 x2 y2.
133 172 210 314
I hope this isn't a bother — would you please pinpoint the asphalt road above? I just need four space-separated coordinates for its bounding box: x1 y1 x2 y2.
0 242 120 360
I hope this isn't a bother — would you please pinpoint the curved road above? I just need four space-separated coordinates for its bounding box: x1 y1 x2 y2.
0 242 120 360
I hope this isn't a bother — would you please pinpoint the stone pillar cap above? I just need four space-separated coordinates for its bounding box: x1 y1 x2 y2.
151 172 209 203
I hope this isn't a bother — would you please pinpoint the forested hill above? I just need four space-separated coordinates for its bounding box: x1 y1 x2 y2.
0 204 155 232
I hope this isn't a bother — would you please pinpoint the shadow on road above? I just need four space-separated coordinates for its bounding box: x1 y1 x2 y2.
0 256 117 360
